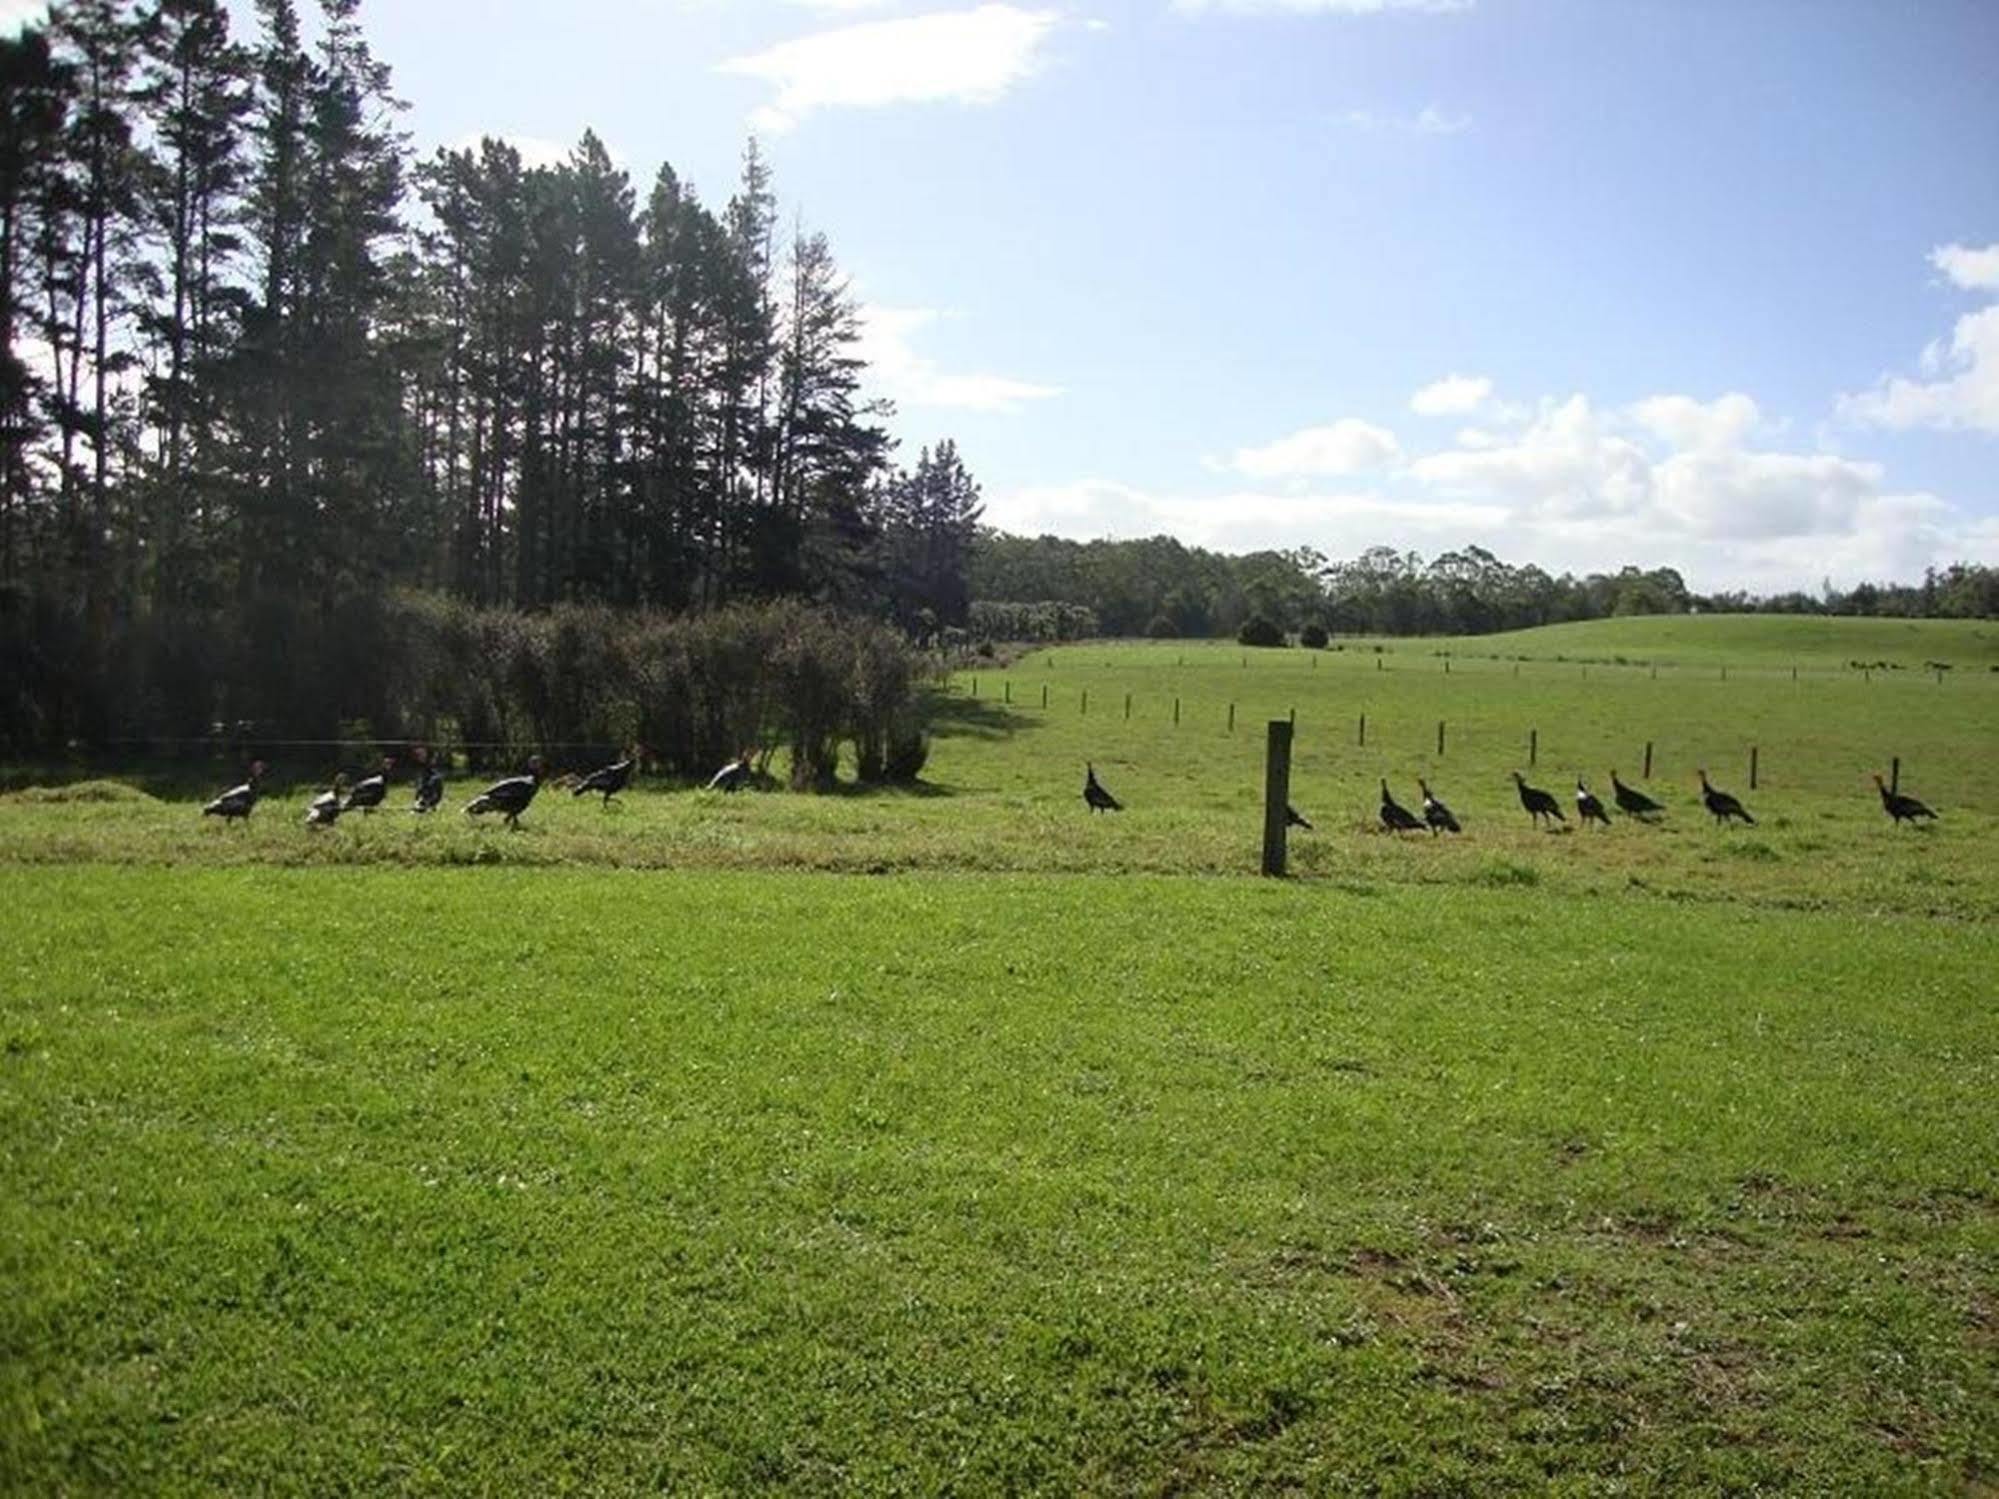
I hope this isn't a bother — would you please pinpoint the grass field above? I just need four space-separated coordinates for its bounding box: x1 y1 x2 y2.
2 616 1994 1491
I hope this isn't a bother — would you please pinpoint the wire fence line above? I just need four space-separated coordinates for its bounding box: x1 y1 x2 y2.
947 679 1968 797
97 737 627 752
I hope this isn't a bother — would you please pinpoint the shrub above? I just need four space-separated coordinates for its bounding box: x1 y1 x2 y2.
1237 615 1285 648
1147 614 1177 639
0 585 932 791
1299 623 1329 649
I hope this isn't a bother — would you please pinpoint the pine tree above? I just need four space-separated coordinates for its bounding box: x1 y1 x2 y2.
0 26 73 585
232 0 309 597
883 439 982 635
773 222 888 607
134 0 251 603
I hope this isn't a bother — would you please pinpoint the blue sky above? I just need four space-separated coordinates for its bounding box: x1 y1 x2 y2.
12 0 1997 590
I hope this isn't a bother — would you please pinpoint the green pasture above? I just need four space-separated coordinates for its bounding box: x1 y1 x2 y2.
2 616 1993 1490
2 869 1993 1492
3 619 1994 919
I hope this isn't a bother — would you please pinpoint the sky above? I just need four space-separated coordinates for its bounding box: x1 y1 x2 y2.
8 0 1998 593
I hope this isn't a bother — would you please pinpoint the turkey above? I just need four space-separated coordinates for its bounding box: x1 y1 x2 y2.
305 774 348 828
1576 778 1611 828
573 748 637 806
1379 778 1424 834
343 755 396 814
707 749 754 793
202 761 267 823
1872 773 1937 825
465 756 546 829
1285 804 1313 831
1697 769 1755 826
1609 770 1664 820
1417 777 1460 835
1084 762 1123 813
1511 771 1566 827
410 748 444 814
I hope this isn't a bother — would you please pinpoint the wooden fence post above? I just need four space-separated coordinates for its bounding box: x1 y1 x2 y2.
1530 728 1538 766
1004 680 1011 704
1750 745 1759 790
1124 692 1131 720
972 676 978 698
1437 720 1445 756
1041 683 1048 709
1891 756 1900 794
1228 702 1235 733
1081 689 1088 716
1289 707 1296 727
1173 697 1180 726
1262 719 1294 878
1359 713 1367 748
1644 740 1653 779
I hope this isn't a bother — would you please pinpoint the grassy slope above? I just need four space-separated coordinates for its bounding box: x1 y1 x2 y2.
1 868 1993 1493
1417 613 1999 669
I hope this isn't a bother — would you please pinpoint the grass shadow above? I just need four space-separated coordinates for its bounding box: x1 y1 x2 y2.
822 778 957 800
924 690 1041 743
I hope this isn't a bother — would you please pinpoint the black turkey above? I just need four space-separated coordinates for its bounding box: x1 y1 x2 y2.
202 761 267 823
466 756 546 829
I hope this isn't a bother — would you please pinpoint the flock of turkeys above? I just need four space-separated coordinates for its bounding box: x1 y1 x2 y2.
198 750 1943 834
1076 763 1940 834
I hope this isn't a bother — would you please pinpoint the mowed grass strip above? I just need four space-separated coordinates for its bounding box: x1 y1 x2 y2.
2 867 1992 1492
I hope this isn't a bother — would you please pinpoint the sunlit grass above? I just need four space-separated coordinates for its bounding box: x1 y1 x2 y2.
1 868 1992 1492
2 615 1993 1489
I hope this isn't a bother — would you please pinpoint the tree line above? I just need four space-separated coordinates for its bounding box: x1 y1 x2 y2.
1 0 981 751
972 536 1997 640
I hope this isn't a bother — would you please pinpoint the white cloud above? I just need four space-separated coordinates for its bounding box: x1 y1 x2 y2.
1410 394 1653 517
1840 304 1999 434
1228 419 1400 478
1410 373 1492 415
1931 241 1999 292
987 478 1502 553
718 5 1061 133
788 0 897 10
1651 448 1880 541
856 305 1061 413
1627 391 1760 452
1838 242 1999 435
1340 105 1471 134
1175 0 1471 15
1002 374 1994 591
1397 390 1985 585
